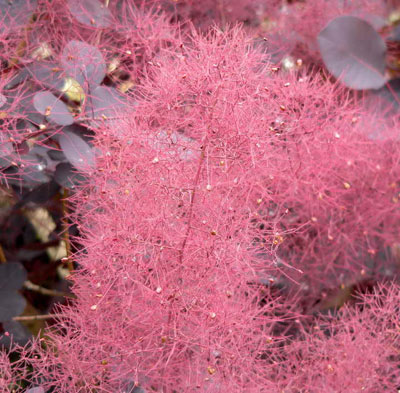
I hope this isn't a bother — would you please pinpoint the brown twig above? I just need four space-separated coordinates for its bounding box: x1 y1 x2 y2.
23 280 76 299
61 188 73 272
12 313 62 322
0 244 6 263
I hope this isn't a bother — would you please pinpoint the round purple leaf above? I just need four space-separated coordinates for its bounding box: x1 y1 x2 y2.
0 262 27 292
0 292 26 322
318 16 386 90
0 0 37 33
87 86 127 134
33 91 74 126
67 0 113 29
20 153 51 185
54 162 87 189
27 61 65 91
1 320 31 347
59 131 95 172
0 263 27 322
61 40 106 89
5 69 30 90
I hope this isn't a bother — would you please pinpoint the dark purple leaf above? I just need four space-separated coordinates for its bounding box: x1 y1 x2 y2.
391 24 400 42
4 69 30 90
14 119 37 140
17 180 60 207
33 91 74 126
13 91 45 125
0 291 26 322
27 61 65 91
17 154 51 186
363 79 400 120
253 32 296 65
0 155 14 168
118 379 147 393
54 162 87 189
61 40 106 89
67 0 113 29
0 263 27 322
47 149 66 161
0 262 27 291
59 131 95 172
15 141 29 155
1 320 31 347
87 86 127 133
0 0 37 33
21 169 50 185
318 16 386 90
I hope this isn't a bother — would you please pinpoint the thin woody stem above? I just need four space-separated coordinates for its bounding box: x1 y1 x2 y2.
12 314 63 322
0 244 6 263
23 280 76 299
61 188 74 272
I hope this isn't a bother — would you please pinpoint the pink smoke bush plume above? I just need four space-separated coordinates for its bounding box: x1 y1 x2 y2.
1 2 400 392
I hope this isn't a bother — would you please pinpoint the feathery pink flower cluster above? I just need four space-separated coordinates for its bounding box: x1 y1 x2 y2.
2 2 400 392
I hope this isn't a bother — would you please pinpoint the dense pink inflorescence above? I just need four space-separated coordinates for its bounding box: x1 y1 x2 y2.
9 24 397 392
11 27 292 393
2 2 400 392
57 27 294 393
120 23 400 297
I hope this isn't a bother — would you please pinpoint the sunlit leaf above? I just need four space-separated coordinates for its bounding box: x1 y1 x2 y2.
60 77 85 103
31 42 53 61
